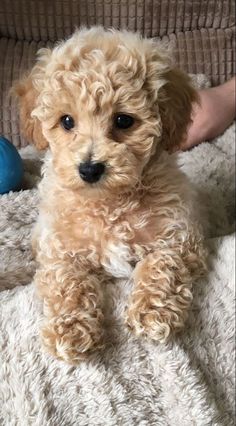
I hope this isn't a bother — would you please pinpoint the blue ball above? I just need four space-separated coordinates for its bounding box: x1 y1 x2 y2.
0 136 24 194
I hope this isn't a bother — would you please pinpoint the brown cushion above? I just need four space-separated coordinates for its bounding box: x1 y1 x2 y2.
0 0 235 41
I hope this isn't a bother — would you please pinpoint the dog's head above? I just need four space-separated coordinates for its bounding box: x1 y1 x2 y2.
15 27 197 193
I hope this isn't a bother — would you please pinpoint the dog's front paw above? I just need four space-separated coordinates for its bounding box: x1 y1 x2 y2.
41 310 104 364
125 295 191 343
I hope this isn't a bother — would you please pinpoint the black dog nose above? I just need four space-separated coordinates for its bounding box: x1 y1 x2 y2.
79 161 105 183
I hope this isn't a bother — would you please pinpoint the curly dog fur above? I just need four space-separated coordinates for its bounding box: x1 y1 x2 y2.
15 27 206 363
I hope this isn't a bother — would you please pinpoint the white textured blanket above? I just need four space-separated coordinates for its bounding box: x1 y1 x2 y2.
0 119 235 424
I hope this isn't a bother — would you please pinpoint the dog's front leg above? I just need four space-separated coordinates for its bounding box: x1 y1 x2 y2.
126 243 205 342
35 253 104 364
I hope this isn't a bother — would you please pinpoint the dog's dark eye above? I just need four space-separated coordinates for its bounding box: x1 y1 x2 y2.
115 114 134 130
60 115 75 131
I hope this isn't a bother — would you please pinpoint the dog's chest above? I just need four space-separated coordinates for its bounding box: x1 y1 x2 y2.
56 201 156 278
100 215 156 278
73 214 137 278
101 240 134 278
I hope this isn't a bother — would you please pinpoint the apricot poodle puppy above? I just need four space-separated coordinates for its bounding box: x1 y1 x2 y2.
15 27 206 363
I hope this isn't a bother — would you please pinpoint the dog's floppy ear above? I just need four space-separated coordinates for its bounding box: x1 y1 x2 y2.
157 67 198 151
14 75 48 150
13 48 52 150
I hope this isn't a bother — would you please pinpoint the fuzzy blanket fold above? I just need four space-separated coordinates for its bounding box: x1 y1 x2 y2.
0 120 235 425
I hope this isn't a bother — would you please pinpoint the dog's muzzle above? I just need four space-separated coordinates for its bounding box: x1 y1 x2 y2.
79 161 105 183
